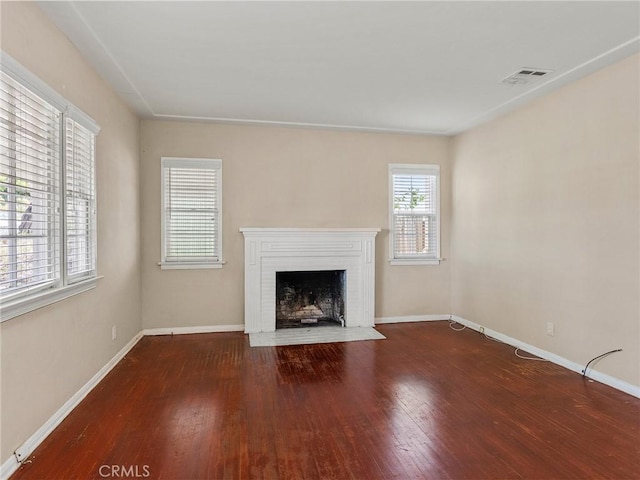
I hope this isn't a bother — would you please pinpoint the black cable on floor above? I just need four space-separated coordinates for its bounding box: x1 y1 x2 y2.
582 349 622 378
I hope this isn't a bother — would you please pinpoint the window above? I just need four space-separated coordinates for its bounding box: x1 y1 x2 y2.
389 164 440 265
160 157 223 269
65 119 96 280
0 53 99 322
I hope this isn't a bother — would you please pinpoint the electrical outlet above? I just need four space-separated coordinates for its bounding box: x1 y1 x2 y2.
546 322 554 337
112 325 117 341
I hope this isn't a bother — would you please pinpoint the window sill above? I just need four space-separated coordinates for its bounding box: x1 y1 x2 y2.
0 276 102 323
390 258 441 266
158 261 225 270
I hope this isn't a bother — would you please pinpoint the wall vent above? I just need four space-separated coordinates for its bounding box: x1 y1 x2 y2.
501 68 553 85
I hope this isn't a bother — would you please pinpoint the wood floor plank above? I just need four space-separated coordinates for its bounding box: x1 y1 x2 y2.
11 322 640 479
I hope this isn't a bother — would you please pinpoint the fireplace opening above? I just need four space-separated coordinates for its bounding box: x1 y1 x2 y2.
276 270 346 329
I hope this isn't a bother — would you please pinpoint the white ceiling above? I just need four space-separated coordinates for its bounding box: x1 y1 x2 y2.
38 1 639 135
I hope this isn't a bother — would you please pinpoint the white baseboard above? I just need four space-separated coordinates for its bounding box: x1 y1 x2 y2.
143 324 244 336
1 331 144 480
450 315 640 399
0 454 18 480
375 314 451 324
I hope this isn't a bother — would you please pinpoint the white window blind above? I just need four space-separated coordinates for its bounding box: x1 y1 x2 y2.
65 118 96 281
0 70 61 298
389 164 440 264
161 157 222 266
0 53 100 321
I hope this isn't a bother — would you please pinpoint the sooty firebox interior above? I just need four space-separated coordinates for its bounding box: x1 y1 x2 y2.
276 270 346 329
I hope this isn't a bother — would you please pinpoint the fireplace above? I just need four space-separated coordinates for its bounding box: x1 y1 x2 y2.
240 228 380 333
276 270 346 329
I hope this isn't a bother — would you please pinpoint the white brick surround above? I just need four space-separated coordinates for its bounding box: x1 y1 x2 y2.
240 228 380 333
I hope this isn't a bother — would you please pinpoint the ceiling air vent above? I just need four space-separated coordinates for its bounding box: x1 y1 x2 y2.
501 68 553 85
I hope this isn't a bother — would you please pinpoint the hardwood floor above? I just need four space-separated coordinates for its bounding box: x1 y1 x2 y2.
12 322 640 480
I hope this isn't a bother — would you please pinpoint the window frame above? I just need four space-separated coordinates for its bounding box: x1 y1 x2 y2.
159 157 224 270
0 52 100 322
388 163 441 266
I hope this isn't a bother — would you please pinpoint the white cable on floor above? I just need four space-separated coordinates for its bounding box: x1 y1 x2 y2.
515 347 548 362
448 321 548 362
448 320 466 331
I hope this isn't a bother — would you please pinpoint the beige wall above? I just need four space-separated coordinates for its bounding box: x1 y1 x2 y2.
0 2 141 463
451 54 640 386
141 122 452 328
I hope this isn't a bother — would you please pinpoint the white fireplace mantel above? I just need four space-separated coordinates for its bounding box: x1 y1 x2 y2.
240 228 381 333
